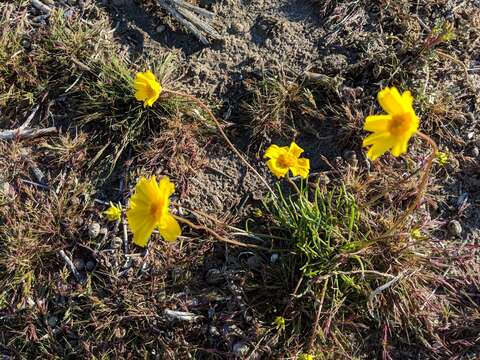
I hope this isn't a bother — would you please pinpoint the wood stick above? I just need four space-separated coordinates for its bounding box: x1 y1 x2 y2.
170 0 215 19
59 250 84 283
31 0 51 14
157 0 210 44
175 6 220 39
0 127 57 141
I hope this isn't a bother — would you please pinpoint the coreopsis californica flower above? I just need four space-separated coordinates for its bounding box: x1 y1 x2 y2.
103 202 122 221
264 141 310 179
273 316 286 331
134 70 162 107
435 151 449 166
126 176 181 247
363 87 419 161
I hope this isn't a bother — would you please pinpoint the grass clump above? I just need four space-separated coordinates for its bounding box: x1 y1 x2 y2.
242 75 319 142
269 183 371 278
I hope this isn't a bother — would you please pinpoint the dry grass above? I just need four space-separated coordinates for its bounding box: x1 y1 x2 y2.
1 0 479 359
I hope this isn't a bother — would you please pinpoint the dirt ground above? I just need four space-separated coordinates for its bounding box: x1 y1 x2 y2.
1 0 479 358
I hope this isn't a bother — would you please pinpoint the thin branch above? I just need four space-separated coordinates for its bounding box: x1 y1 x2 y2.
59 250 84 283
0 127 57 141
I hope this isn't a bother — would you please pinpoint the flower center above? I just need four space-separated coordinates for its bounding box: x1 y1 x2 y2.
278 154 296 168
389 113 412 136
146 83 158 98
150 200 165 220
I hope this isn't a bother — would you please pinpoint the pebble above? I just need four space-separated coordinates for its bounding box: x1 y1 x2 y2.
471 146 479 158
67 0 76 5
343 150 358 168
47 315 58 327
448 220 462 237
232 21 245 33
156 25 166 33
86 260 95 272
205 268 223 285
270 253 279 264
73 258 85 271
88 222 101 238
208 325 221 337
233 342 250 357
112 236 123 249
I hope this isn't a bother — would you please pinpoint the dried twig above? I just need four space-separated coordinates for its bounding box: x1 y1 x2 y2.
0 127 57 141
156 0 221 45
31 0 51 14
59 250 84 284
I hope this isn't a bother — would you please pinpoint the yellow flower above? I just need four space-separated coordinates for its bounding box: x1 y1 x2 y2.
264 142 310 179
273 316 286 331
410 228 422 239
126 176 181 247
103 202 122 221
298 354 314 360
134 70 162 107
363 87 419 161
435 151 449 166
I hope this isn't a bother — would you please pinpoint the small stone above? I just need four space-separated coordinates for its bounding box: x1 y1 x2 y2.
317 173 330 185
270 253 279 264
465 112 475 122
232 21 245 33
67 0 76 5
208 325 220 337
233 341 249 357
86 260 95 272
156 25 166 33
205 268 223 285
448 220 462 237
73 258 85 271
47 315 58 327
112 236 123 249
471 146 479 157
88 222 101 238
343 150 358 168
21 39 31 50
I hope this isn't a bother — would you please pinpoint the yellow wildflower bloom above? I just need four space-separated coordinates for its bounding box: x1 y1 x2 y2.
363 87 419 161
273 316 286 331
134 70 162 107
126 176 181 247
410 228 422 239
264 142 310 179
435 151 449 166
104 202 122 221
298 354 314 360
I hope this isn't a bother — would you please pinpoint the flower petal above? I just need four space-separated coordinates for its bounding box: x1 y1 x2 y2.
264 144 287 160
158 214 181 242
391 135 410 157
127 207 157 247
144 70 156 81
288 142 304 158
401 90 414 109
377 87 404 115
362 132 390 147
363 114 391 132
266 158 289 178
290 158 310 178
365 134 395 161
